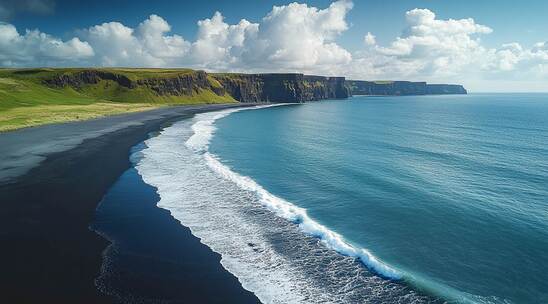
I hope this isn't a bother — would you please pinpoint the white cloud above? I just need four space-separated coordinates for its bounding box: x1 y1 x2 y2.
83 15 190 66
0 22 93 66
349 8 548 90
186 0 353 72
484 41 548 80
364 32 376 46
187 12 258 68
352 8 494 79
241 0 353 72
79 0 352 73
0 0 353 72
137 14 190 60
0 2 547 91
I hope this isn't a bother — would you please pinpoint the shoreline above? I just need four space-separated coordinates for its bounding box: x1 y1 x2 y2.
0 104 260 303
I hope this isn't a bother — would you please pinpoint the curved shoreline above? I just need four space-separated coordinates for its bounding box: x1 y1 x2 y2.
91 148 260 303
0 104 259 303
182 106 476 303
136 106 441 303
186 106 402 279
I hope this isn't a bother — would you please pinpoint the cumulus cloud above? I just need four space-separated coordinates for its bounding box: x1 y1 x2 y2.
0 23 93 66
364 32 376 46
0 1 547 90
186 0 353 72
83 14 189 66
241 0 353 71
352 8 548 87
137 14 190 60
488 41 548 75
0 0 353 72
352 8 493 79
187 12 258 68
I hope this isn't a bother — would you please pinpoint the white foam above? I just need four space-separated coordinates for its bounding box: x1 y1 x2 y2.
185 109 240 152
134 105 497 304
185 104 286 153
185 107 402 280
137 115 337 303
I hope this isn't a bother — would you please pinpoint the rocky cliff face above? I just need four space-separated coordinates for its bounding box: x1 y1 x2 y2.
135 71 226 96
347 80 467 96
425 84 467 95
43 70 224 96
211 73 349 103
44 70 349 103
43 69 465 104
43 70 134 88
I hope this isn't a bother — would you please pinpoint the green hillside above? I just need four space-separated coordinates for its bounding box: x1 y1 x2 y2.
0 68 236 132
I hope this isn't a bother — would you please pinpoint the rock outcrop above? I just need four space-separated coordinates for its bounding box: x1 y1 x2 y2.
347 80 467 96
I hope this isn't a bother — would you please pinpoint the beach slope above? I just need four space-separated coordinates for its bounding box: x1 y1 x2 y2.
0 104 259 303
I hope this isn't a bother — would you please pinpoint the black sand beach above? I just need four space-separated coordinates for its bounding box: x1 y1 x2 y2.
0 104 260 303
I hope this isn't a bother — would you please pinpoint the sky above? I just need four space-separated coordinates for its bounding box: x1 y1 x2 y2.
1 0 547 92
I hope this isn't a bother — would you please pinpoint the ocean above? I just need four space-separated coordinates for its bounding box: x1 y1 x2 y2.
133 94 548 303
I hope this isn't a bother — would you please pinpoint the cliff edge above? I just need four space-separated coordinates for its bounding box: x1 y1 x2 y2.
347 80 467 96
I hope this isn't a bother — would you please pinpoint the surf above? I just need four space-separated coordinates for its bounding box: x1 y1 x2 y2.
136 99 532 304
184 104 513 304
185 107 402 280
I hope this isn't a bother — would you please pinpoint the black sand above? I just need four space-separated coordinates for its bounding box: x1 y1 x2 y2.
0 104 260 303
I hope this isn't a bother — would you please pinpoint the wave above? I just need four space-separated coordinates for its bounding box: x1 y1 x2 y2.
133 104 509 304
185 106 402 280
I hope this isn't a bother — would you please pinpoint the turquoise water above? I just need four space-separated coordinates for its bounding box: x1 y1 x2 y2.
209 94 548 303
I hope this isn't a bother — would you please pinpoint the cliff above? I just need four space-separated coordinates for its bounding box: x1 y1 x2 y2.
35 69 349 104
1 68 466 112
425 84 467 95
37 68 234 104
0 67 467 132
347 80 467 96
211 73 349 103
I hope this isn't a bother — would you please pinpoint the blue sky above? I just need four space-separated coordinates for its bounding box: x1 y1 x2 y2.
9 0 548 50
1 0 547 91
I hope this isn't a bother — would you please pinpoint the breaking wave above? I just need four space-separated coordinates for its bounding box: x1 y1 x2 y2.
136 106 443 303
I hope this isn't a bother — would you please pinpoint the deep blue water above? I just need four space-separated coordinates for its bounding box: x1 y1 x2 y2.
209 94 548 303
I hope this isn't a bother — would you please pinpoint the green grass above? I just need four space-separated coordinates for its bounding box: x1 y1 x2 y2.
0 77 95 111
0 103 159 132
0 68 237 131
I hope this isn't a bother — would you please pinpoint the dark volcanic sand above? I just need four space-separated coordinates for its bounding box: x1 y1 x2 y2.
0 104 260 303
93 165 259 303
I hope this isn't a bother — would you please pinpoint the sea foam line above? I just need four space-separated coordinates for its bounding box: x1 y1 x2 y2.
185 105 402 280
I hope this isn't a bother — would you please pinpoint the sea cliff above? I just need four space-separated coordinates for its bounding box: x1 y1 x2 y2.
7 69 465 107
212 73 349 103
35 69 350 103
347 80 467 96
0 67 471 131
0 67 468 132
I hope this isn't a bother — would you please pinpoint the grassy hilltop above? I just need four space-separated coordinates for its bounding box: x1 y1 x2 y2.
0 68 236 132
